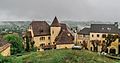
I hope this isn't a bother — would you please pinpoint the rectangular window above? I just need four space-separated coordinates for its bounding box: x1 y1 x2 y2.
83 35 85 37
92 34 94 37
48 43 50 45
102 34 106 38
40 37 45 40
40 43 45 47
48 37 50 40
97 34 99 37
103 40 105 43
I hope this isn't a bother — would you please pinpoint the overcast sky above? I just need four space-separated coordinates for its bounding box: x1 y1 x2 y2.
0 0 120 21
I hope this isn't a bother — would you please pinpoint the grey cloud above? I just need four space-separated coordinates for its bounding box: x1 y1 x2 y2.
0 0 120 21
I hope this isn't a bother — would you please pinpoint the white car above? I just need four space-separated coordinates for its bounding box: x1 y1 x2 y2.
72 46 83 50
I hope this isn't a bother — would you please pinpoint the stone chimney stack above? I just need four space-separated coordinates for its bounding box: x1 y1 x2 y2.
114 22 118 28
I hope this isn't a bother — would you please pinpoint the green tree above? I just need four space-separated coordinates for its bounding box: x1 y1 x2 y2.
30 41 35 51
101 34 118 52
25 34 30 52
3 34 24 55
91 40 100 52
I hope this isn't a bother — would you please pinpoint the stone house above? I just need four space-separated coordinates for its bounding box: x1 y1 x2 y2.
77 28 90 49
26 17 74 50
77 22 120 54
90 22 120 54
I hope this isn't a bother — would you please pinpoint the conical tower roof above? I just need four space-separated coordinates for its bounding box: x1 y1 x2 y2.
51 16 60 27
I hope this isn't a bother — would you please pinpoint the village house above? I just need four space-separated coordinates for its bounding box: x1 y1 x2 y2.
77 22 120 54
27 17 74 50
77 28 90 49
90 22 120 54
0 39 11 56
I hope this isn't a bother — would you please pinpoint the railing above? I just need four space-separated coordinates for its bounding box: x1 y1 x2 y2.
105 54 120 60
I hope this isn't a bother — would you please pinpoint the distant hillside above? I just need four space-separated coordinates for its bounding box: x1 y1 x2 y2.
61 21 119 30
0 21 119 31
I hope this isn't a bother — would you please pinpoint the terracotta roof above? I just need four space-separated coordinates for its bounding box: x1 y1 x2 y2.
0 39 10 52
30 21 50 36
51 16 60 27
78 28 90 35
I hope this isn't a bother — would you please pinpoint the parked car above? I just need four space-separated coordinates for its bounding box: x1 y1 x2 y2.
72 46 83 50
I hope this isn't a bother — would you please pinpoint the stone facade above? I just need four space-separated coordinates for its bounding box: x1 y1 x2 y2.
56 44 74 49
26 17 74 50
77 22 120 54
50 27 61 45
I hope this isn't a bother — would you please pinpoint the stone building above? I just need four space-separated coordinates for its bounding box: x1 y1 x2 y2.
77 28 90 49
77 22 120 54
90 22 120 54
26 17 74 50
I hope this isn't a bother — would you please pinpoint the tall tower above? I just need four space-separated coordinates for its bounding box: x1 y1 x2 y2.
50 17 61 45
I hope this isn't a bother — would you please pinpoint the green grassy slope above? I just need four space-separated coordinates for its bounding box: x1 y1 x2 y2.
4 49 119 63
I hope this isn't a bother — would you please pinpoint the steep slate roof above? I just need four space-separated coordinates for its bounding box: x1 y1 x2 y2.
90 24 119 34
0 39 10 52
55 30 74 45
78 28 90 35
60 23 68 30
55 23 74 45
30 21 50 36
51 17 60 27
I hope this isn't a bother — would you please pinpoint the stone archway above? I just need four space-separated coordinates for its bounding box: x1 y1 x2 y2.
110 48 116 54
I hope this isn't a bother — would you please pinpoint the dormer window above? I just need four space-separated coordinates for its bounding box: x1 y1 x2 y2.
67 34 70 36
102 28 104 30
107 28 111 30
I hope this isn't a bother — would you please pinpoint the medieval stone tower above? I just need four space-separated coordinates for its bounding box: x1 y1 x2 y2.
50 17 61 45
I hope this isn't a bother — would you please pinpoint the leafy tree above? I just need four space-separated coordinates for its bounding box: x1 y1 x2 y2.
82 41 88 50
3 34 24 55
101 34 118 52
91 40 100 52
30 41 35 51
25 34 30 52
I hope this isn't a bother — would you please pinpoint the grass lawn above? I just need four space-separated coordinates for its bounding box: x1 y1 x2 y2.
3 49 120 63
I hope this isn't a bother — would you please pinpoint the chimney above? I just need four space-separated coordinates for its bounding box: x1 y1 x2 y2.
114 22 118 28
